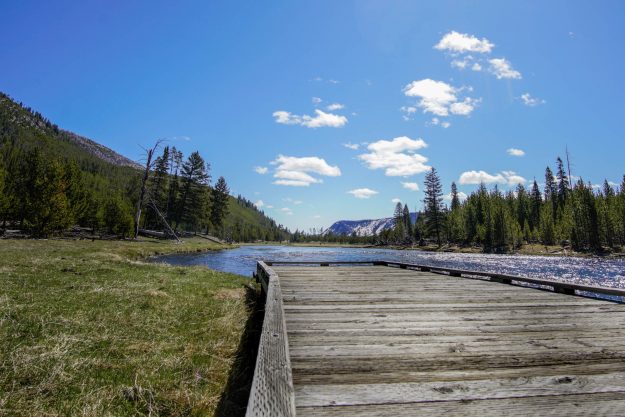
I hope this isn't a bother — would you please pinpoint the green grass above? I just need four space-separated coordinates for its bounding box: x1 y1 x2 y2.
0 238 252 416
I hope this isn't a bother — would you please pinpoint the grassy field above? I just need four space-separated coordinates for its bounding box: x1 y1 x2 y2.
0 238 256 416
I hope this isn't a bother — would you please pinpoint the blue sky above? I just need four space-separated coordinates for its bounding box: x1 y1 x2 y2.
2 1 624 231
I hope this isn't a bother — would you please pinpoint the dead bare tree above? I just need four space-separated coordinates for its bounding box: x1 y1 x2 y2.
134 141 163 239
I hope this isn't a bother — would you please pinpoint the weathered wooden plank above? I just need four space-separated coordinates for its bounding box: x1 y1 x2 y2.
245 262 296 417
295 392 625 417
249 263 625 416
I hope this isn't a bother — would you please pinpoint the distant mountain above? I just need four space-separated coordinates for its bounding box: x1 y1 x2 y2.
325 212 419 236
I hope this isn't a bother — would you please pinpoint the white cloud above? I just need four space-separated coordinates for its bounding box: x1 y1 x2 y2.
312 97 322 105
271 154 341 187
450 97 480 115
429 117 451 128
254 166 268 174
392 198 402 204
280 207 293 215
451 55 481 71
401 182 419 191
502 171 527 186
443 191 468 202
459 170 527 186
329 79 340 84
326 103 344 111
403 79 479 117
272 109 348 128
520 93 545 106
312 214 321 219
348 188 378 199
358 136 430 176
488 58 522 79
507 148 525 157
343 142 359 150
254 200 264 208
435 31 494 54
265 204 274 209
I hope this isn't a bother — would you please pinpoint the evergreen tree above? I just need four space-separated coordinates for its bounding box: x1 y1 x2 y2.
145 146 170 228
402 203 412 239
450 182 460 211
174 151 210 230
210 176 230 235
423 167 444 246
103 195 134 237
529 180 542 232
556 157 570 208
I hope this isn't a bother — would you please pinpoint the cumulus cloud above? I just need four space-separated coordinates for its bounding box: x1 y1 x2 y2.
459 170 527 186
403 79 479 118
280 207 293 215
273 109 348 128
326 103 344 111
507 148 525 157
343 142 359 150
488 58 522 79
401 182 419 191
358 136 430 177
312 97 322 105
271 155 341 187
520 93 545 106
443 191 468 202
435 31 494 54
348 188 379 199
254 166 268 174
392 198 402 204
254 200 264 208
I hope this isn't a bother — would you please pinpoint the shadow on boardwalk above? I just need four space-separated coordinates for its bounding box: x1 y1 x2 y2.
215 285 264 417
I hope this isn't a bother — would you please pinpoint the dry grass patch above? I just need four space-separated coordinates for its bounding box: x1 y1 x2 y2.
0 238 252 416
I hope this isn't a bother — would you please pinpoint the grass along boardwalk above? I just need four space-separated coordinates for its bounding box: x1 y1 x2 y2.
248 261 625 416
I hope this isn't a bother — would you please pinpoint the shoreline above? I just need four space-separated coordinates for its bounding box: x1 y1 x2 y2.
239 241 625 259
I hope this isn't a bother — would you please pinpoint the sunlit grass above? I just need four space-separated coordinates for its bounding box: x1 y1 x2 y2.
0 238 250 416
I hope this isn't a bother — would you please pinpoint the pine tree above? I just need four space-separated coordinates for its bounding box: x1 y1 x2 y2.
556 157 570 208
529 180 542 232
402 203 412 240
174 151 210 230
145 146 170 228
450 182 460 211
423 167 444 246
210 176 230 235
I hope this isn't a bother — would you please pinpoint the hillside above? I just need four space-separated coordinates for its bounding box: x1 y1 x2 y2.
0 92 287 240
326 212 419 236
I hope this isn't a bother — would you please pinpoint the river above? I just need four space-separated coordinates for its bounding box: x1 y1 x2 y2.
155 245 625 290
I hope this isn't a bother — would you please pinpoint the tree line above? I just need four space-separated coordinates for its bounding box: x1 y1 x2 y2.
402 158 625 253
0 142 231 238
293 156 625 254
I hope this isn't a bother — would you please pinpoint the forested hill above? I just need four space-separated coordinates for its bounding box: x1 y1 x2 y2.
0 92 289 241
0 92 140 169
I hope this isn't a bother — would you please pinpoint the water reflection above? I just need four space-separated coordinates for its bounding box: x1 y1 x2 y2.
155 245 625 289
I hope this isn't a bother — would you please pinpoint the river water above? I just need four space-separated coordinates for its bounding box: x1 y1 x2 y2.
155 245 625 290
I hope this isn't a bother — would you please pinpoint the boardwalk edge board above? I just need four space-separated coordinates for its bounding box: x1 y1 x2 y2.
245 261 297 417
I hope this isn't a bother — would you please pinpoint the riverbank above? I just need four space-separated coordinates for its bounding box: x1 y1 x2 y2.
242 241 625 258
0 238 255 416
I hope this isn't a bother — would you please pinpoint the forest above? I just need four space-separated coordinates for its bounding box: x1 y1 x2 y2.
0 92 290 242
294 159 625 254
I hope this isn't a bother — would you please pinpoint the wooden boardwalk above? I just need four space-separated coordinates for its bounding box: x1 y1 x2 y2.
247 261 625 416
